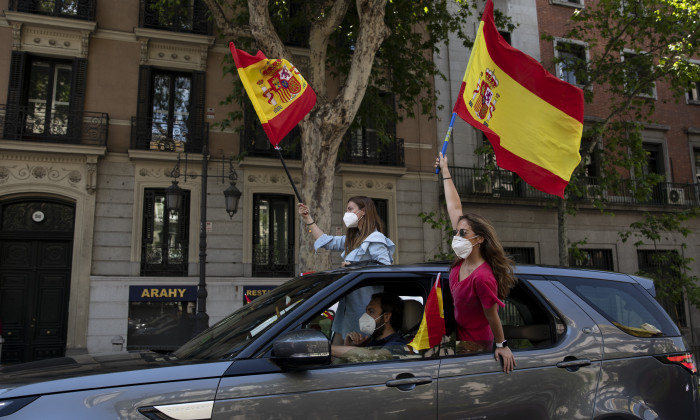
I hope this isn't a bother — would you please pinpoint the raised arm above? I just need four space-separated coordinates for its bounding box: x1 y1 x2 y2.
436 153 463 229
298 203 324 240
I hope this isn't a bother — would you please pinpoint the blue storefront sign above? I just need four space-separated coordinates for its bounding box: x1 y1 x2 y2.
129 285 198 302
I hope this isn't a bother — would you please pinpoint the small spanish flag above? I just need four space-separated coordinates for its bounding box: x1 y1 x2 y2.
453 0 584 198
408 274 446 351
229 42 316 147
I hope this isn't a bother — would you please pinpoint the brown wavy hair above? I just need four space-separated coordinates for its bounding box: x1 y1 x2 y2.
344 196 385 255
450 213 517 299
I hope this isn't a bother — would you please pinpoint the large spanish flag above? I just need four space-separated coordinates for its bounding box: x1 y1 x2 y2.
229 42 316 147
408 274 446 351
454 0 584 198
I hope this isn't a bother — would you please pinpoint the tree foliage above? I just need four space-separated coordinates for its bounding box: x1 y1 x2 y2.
540 0 700 266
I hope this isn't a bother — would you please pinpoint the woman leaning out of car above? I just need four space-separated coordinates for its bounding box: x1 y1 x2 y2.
436 153 517 373
298 196 395 344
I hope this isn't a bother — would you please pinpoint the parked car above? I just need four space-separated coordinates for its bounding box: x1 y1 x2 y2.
0 263 697 419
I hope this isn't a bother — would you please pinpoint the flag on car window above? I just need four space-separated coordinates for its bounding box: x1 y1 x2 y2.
453 0 584 198
229 42 316 147
408 274 446 351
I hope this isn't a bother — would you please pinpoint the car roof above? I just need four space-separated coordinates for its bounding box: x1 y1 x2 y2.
335 262 656 296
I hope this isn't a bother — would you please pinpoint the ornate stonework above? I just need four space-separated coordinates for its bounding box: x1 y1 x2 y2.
343 178 395 191
0 152 96 193
246 172 301 186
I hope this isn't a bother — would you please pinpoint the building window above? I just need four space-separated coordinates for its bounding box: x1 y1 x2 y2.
132 66 206 153
504 247 536 264
270 0 310 48
139 0 210 35
688 80 700 104
498 32 511 45
555 40 588 87
339 92 404 167
9 0 96 20
637 249 687 327
371 198 389 238
4 52 88 143
550 0 584 7
241 102 301 159
569 249 614 271
694 148 700 184
622 51 657 98
141 188 190 276
253 194 295 277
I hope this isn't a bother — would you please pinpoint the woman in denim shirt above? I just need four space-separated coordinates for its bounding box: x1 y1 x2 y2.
298 196 395 342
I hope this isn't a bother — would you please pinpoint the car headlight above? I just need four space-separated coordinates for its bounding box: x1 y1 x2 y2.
0 396 39 417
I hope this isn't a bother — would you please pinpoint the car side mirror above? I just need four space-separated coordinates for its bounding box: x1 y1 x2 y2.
271 329 331 370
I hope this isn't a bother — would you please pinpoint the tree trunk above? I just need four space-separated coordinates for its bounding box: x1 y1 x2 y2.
297 115 345 273
557 196 568 266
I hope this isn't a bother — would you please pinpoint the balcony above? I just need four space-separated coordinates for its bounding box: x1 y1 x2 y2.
338 131 405 167
139 0 211 35
1 104 108 146
131 117 207 154
240 126 302 160
450 166 700 208
9 0 96 21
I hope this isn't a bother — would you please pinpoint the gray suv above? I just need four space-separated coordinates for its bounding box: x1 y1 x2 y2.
1 263 698 419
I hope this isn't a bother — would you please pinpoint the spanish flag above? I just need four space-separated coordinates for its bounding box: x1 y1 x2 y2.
229 42 316 147
454 0 584 198
408 274 446 351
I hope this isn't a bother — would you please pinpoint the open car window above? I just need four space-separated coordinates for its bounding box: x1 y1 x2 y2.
300 277 431 365
431 279 562 358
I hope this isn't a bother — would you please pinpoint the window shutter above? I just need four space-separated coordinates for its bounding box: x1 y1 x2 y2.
188 70 206 153
143 189 155 244
69 57 88 141
134 65 152 149
4 51 27 140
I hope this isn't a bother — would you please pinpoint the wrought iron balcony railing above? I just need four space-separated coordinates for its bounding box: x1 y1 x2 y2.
1 104 108 146
131 116 207 154
252 245 295 277
450 166 700 208
241 129 405 168
338 131 405 167
9 0 96 21
139 0 211 35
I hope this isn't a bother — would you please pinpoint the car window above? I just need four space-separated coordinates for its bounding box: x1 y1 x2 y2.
433 279 562 358
557 276 679 337
300 278 430 365
173 273 342 360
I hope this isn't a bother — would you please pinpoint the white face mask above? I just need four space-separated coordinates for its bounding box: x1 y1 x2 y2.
451 235 479 259
358 312 385 335
343 211 363 228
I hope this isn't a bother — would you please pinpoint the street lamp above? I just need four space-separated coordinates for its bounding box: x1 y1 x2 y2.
223 160 241 219
166 149 241 336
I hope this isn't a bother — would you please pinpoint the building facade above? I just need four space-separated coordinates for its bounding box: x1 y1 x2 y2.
0 0 698 363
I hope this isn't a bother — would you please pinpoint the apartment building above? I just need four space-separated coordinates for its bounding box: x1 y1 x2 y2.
1 0 698 364
435 0 700 350
0 0 441 362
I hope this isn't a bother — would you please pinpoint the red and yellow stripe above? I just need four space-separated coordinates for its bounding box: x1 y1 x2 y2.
453 0 583 198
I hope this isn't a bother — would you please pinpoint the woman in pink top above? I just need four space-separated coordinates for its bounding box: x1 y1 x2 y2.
436 153 517 373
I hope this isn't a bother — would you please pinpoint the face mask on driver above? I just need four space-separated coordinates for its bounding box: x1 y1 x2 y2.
358 312 385 335
451 235 479 259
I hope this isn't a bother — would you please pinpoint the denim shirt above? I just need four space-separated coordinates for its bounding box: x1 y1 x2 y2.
314 231 395 264
315 230 395 339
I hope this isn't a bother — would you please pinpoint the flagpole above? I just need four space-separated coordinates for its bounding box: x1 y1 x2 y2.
275 146 303 203
436 112 457 174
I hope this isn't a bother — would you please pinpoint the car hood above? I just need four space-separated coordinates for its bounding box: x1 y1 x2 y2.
0 351 232 399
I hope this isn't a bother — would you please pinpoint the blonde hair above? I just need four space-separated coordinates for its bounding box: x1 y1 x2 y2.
344 196 385 255
450 213 517 299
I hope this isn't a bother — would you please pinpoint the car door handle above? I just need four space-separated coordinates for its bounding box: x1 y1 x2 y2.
385 375 433 390
556 358 591 372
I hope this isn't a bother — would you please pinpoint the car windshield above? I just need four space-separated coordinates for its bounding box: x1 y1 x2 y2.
173 272 342 360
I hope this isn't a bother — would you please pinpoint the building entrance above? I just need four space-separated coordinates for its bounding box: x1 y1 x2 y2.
0 198 74 363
